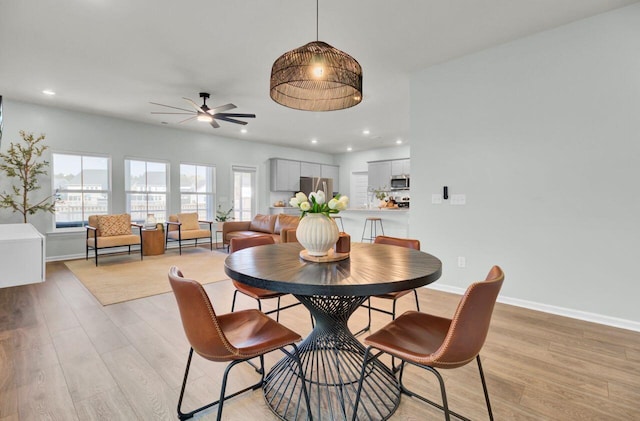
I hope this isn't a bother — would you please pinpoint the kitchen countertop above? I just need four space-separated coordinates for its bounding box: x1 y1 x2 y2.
342 208 409 212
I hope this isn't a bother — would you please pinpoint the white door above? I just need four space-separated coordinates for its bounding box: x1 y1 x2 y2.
350 171 369 209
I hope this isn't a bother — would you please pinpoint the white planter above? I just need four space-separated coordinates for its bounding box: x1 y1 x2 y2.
296 213 340 256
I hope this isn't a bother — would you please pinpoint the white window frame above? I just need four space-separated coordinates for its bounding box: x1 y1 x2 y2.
124 158 170 223
51 152 111 231
180 162 216 220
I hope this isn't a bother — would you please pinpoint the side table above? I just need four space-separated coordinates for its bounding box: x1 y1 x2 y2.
142 228 165 256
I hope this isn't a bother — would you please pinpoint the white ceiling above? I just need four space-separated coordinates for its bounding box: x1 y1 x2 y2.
1 0 637 154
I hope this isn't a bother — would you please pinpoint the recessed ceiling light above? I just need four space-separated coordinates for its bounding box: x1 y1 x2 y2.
347 147 353 152
241 128 248 134
362 129 370 135
396 139 403 144
311 139 318 144
42 90 56 96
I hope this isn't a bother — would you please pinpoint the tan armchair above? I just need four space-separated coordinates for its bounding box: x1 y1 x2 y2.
86 214 143 266
165 212 213 255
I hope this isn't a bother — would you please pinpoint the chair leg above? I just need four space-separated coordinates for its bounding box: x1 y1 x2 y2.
413 288 420 312
477 355 494 421
177 347 265 421
275 296 281 322
399 362 452 421
351 346 378 421
231 290 239 312
290 344 313 420
352 297 371 337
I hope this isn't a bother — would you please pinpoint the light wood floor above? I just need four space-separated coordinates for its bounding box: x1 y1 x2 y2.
1 260 639 420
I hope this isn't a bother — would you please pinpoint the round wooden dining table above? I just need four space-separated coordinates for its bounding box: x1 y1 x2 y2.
224 242 442 421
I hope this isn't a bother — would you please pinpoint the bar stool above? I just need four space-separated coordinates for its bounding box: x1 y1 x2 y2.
361 217 384 242
331 215 345 231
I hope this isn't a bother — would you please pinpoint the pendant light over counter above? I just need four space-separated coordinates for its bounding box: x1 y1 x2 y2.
269 0 362 112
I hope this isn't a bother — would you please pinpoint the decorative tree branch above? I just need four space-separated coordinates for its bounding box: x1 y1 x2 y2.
0 131 57 223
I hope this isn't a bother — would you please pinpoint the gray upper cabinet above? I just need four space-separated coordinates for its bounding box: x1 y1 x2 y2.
270 159 301 192
300 162 321 178
368 161 392 191
391 159 410 176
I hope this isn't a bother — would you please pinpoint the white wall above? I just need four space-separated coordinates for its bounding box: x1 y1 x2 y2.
0 100 334 259
410 4 640 325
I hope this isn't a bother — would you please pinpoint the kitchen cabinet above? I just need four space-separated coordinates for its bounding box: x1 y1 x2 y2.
270 159 301 192
368 161 392 191
301 162 321 178
321 165 339 191
391 159 410 176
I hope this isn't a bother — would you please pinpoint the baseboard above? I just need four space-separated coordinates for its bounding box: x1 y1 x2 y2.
425 283 640 333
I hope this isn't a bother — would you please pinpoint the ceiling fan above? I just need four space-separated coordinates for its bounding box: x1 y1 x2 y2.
150 92 255 129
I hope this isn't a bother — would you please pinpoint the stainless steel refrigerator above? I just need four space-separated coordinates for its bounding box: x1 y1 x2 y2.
300 177 333 197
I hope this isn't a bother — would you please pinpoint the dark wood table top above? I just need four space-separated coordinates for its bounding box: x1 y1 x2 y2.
224 242 442 296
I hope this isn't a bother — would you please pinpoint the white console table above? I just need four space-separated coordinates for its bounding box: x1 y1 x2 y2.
0 223 46 288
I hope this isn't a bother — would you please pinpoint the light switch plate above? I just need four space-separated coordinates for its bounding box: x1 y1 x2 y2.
431 194 442 204
457 256 466 268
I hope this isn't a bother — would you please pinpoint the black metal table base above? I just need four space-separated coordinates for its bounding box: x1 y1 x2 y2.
263 295 400 421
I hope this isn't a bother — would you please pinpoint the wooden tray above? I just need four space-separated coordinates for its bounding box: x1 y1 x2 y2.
300 249 350 263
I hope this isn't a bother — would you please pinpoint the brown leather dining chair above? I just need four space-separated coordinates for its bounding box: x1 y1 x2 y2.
168 266 311 421
352 265 505 421
229 235 302 321
355 235 421 336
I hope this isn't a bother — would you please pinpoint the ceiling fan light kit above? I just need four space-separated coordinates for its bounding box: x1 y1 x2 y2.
270 0 362 112
150 92 255 129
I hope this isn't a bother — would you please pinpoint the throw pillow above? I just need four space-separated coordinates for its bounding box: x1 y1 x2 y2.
178 213 200 231
97 214 132 237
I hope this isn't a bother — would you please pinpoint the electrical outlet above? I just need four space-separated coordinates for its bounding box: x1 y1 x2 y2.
457 256 466 268
451 194 466 205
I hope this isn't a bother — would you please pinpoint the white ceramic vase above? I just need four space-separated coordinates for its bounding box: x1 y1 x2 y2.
296 213 340 257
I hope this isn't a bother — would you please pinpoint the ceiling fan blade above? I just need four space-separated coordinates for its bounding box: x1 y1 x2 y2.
177 116 197 124
214 115 249 125
210 119 220 129
149 102 195 113
208 103 236 114
150 112 194 115
214 113 256 119
183 97 205 113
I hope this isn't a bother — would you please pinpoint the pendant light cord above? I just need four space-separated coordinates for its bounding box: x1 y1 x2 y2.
316 0 319 41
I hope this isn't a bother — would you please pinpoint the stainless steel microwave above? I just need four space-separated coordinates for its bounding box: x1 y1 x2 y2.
390 176 410 190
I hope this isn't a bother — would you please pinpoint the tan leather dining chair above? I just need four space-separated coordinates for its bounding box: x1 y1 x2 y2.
168 266 311 421
355 235 421 336
230 235 293 321
352 265 505 421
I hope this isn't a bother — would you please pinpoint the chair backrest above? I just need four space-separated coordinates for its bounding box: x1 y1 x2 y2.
229 235 276 253
374 235 420 250
168 266 239 361
431 265 504 368
432 266 504 368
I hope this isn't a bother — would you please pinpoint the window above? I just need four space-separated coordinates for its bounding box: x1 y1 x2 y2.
232 165 257 221
180 163 215 220
125 159 168 223
52 153 110 229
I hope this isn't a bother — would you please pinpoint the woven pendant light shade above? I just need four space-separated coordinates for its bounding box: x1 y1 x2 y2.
270 41 363 111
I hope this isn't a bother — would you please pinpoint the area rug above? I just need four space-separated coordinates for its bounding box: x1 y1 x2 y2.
64 248 229 305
